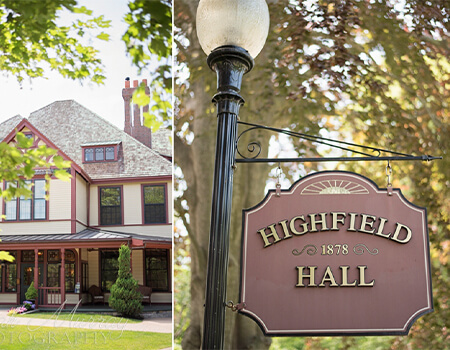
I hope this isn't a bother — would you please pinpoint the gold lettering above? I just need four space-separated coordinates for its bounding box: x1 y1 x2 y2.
357 266 375 287
391 223 412 243
331 212 346 230
348 212 358 231
359 214 377 234
318 266 339 287
340 266 357 287
257 224 281 248
296 266 317 287
309 212 328 232
290 216 308 235
279 219 292 239
375 217 390 238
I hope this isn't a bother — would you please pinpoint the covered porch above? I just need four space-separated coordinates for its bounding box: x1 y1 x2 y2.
0 229 172 309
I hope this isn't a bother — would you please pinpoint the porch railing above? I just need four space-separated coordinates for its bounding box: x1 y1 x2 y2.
38 287 62 307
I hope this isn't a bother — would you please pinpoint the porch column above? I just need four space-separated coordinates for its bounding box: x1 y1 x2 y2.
77 249 81 293
60 248 65 306
17 251 21 305
34 248 39 307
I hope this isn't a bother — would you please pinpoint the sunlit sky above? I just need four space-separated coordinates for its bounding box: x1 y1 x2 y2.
0 0 146 130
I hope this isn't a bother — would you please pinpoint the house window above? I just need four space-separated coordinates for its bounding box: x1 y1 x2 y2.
95 148 104 161
105 147 115 160
100 250 119 292
4 252 17 292
6 264 17 292
100 187 122 225
19 181 32 220
4 182 17 220
33 180 46 219
83 145 118 162
47 264 60 288
82 262 88 293
143 185 166 224
21 250 44 262
46 250 75 292
4 180 46 221
85 148 94 162
145 249 169 292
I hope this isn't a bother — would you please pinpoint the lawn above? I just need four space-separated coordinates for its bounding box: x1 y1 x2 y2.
0 325 171 350
15 312 142 324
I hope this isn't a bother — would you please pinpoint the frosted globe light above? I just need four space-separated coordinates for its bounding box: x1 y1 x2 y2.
196 0 270 59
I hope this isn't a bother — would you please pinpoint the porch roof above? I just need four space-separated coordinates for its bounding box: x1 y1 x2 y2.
0 228 171 249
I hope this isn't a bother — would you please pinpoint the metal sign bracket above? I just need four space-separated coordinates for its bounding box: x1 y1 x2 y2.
236 121 442 164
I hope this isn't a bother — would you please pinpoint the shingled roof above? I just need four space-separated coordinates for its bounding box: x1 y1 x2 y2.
0 115 23 142
152 129 172 158
25 100 172 180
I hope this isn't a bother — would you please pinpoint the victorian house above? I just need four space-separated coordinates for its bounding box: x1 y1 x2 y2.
0 79 172 308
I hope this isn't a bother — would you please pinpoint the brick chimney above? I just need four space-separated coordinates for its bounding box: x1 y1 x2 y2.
122 78 152 148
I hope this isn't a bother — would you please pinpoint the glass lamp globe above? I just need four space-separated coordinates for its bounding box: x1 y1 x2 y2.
196 0 270 59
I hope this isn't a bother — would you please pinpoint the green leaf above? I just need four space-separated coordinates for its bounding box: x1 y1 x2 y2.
72 6 93 15
96 32 110 41
52 155 70 168
53 169 72 182
16 132 33 148
0 251 15 262
143 112 162 132
132 87 151 106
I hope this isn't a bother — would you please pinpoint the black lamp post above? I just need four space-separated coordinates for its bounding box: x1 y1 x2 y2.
196 1 270 348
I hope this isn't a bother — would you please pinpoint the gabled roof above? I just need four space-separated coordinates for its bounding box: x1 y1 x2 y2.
0 115 23 142
26 100 172 180
152 129 172 158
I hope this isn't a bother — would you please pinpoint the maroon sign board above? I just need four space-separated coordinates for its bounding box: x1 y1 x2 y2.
239 171 433 336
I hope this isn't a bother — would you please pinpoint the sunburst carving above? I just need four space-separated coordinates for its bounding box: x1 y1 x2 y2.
301 180 369 195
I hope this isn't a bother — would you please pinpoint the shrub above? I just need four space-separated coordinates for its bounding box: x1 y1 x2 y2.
25 282 38 301
108 245 143 318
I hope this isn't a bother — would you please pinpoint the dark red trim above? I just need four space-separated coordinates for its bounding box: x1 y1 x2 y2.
71 171 76 233
90 223 171 229
60 248 65 304
144 243 172 249
0 241 129 250
17 250 21 304
0 219 88 225
2 119 92 182
87 183 91 227
43 250 47 291
91 175 171 185
34 248 39 307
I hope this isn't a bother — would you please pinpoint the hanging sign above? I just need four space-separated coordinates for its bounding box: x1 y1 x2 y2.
239 171 433 336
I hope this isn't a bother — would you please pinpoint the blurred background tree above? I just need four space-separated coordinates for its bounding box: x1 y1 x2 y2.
174 0 448 349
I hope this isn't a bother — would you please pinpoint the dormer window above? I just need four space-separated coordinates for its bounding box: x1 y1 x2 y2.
95 148 104 161
85 148 94 161
81 141 121 163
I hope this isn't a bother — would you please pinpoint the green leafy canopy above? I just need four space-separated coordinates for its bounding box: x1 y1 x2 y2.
0 0 111 84
125 0 173 131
